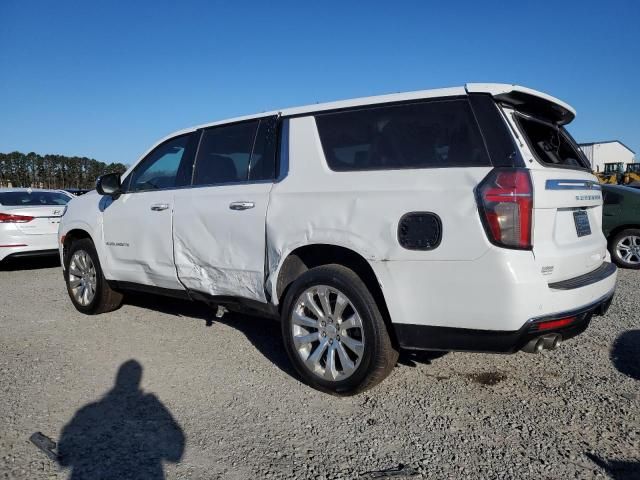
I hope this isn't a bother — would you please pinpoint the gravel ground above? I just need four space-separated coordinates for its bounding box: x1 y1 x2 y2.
0 258 638 480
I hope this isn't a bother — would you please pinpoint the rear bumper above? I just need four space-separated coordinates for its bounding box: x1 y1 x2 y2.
1 249 59 261
394 290 614 353
0 234 59 262
548 262 617 290
371 246 618 332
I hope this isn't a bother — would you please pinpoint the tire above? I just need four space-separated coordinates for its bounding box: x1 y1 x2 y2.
610 229 640 270
281 264 398 395
64 238 124 314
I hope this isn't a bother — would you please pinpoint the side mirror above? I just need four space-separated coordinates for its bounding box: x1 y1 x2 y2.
96 172 122 196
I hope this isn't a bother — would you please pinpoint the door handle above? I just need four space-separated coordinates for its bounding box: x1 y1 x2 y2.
229 201 255 211
150 203 170 211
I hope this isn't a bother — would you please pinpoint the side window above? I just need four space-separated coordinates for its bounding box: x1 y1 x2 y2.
127 134 196 192
248 116 278 181
315 99 490 171
192 121 259 186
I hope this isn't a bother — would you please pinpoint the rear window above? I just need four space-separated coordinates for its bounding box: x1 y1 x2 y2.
516 115 589 169
0 191 71 206
315 99 491 171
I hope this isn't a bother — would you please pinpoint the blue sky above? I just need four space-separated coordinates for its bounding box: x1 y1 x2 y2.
1 0 638 164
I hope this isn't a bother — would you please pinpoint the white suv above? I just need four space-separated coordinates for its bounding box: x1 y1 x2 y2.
59 83 617 394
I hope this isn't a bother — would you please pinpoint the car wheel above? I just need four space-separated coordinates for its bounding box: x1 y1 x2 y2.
610 228 640 269
64 238 123 314
281 264 398 395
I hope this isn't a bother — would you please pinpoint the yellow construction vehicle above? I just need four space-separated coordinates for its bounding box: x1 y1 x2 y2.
596 162 624 184
623 163 640 186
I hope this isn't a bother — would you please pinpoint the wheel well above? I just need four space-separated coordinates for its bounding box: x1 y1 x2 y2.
276 244 397 346
62 229 92 264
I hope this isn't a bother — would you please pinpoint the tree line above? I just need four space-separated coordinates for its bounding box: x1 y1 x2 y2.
0 151 127 190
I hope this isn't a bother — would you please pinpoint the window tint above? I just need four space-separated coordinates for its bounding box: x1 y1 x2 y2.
315 99 490 171
128 135 193 192
193 121 259 185
468 94 522 167
0 191 71 206
249 116 278 181
517 116 588 169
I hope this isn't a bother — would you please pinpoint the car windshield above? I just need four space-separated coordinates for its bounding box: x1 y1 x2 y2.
0 191 72 206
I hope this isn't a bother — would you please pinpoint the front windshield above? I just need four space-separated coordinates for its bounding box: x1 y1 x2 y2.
0 191 72 206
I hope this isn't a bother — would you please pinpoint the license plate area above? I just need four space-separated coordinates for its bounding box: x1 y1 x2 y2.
573 210 591 237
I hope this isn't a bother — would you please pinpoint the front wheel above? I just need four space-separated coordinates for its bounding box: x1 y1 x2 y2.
281 264 398 395
610 229 640 269
64 238 123 314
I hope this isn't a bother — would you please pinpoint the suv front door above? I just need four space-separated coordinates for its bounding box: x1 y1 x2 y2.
172 116 279 302
100 133 198 289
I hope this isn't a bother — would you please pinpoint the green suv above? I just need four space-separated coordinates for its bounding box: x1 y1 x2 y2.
603 184 640 269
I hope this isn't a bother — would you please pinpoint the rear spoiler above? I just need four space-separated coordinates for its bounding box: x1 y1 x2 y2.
465 83 576 125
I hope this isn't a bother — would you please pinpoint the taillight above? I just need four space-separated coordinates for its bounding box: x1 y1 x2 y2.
476 168 533 249
0 213 35 223
535 316 576 331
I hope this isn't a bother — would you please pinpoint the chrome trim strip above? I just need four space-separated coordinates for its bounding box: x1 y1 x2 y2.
545 179 601 191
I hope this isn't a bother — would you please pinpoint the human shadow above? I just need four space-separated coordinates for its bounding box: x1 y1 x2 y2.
124 292 297 378
58 360 185 480
586 452 640 480
610 329 640 381
0 255 60 271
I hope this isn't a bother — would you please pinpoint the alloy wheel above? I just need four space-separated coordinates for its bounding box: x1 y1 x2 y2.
616 235 640 265
291 285 365 381
68 250 97 306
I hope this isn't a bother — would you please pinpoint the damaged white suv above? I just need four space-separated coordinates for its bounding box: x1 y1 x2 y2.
60 84 617 394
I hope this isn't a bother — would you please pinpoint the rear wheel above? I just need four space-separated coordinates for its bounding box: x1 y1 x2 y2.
281 264 398 395
610 229 640 270
64 238 123 314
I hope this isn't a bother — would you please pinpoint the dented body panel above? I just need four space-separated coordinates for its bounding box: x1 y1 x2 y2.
172 182 272 301
264 116 494 306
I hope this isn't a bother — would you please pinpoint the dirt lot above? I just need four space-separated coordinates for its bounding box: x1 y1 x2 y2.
0 258 638 479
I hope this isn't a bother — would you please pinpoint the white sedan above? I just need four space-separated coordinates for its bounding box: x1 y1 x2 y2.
0 188 74 263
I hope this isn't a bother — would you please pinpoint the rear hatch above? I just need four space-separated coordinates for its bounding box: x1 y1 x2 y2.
0 190 71 235
501 104 607 283
2 205 67 235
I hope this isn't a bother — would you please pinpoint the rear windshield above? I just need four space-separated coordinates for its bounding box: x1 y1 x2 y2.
0 191 71 206
516 115 589 169
315 99 491 171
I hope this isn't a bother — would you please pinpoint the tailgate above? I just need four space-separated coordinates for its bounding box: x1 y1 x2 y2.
497 101 609 284
530 169 607 283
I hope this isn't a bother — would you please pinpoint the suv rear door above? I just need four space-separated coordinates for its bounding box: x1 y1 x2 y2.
172 116 279 302
503 107 607 283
